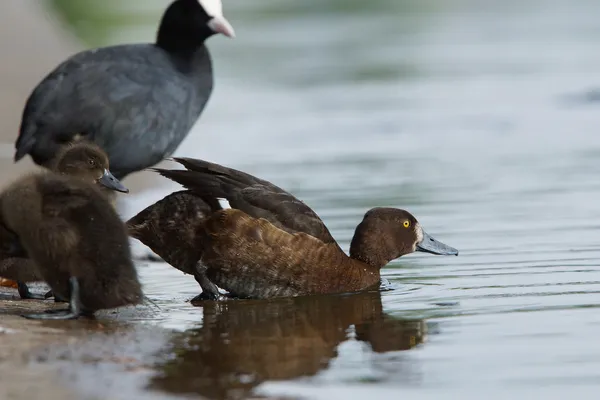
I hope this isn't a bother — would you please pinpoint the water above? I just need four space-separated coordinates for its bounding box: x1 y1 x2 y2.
44 0 600 398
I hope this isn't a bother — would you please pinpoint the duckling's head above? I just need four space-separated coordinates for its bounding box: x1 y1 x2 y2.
350 207 458 268
52 142 129 193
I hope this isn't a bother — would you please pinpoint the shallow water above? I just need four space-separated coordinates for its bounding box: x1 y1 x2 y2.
40 0 600 398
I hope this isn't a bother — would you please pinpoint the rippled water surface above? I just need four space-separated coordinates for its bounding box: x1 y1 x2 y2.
49 0 600 398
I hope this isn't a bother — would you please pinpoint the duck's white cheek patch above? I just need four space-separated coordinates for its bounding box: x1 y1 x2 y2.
217 197 231 210
414 223 424 251
198 0 224 17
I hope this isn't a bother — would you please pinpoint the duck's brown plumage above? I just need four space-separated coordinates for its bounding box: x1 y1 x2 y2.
128 157 458 300
197 208 374 298
0 144 140 319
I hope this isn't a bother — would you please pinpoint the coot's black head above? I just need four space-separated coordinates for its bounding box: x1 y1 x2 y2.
52 142 129 193
157 0 235 54
350 207 459 269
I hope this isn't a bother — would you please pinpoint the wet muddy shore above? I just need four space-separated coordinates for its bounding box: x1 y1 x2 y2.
3 0 600 399
0 283 309 400
0 3 176 395
0 286 168 400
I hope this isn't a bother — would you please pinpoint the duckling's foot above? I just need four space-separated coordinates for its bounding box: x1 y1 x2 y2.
21 309 82 320
52 292 69 303
17 282 47 300
41 308 74 314
42 290 67 302
21 277 88 320
37 289 68 302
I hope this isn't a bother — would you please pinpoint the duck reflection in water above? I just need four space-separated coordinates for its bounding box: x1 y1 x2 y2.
149 290 425 400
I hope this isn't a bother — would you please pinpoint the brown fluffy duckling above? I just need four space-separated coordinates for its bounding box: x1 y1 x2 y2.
49 140 129 199
128 158 458 301
0 141 129 301
0 147 141 319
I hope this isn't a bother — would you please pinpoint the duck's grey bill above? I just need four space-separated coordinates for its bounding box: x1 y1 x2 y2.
416 230 459 256
98 169 129 193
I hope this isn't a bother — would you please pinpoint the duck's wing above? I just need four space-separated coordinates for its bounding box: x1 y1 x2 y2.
152 157 337 244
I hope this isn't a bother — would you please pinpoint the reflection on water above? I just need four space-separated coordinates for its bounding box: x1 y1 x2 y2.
149 290 424 399
32 0 600 398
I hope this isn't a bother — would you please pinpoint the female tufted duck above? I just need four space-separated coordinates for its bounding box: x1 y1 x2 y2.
128 158 458 301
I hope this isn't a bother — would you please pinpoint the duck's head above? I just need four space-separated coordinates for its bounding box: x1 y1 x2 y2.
157 0 235 52
350 207 458 268
52 142 129 193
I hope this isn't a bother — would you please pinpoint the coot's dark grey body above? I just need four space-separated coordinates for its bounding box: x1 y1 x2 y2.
14 0 235 180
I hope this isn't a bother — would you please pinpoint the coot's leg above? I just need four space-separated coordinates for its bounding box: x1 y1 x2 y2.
17 282 47 300
21 277 92 320
191 262 225 302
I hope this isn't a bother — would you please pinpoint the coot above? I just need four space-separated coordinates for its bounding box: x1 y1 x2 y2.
14 0 235 179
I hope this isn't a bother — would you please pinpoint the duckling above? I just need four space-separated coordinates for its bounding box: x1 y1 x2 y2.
0 173 142 319
0 141 130 301
128 158 458 301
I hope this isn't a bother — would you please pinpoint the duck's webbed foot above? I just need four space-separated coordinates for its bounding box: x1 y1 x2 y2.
21 277 92 320
17 282 47 300
192 262 225 302
191 291 226 303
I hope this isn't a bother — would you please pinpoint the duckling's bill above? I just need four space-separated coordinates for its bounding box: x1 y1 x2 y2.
417 230 459 256
98 169 129 193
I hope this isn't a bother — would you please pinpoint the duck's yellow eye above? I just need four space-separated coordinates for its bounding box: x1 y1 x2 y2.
403 220 410 228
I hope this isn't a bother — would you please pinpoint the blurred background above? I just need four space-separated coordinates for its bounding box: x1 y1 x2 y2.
2 0 600 398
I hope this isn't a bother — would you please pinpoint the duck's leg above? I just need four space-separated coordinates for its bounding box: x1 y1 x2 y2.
17 282 47 300
21 277 92 320
191 262 225 302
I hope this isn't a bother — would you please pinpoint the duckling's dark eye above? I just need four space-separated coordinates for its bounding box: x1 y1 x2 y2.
403 220 410 228
88 159 96 166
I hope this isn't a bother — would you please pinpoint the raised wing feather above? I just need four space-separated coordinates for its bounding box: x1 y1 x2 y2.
153 157 337 244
